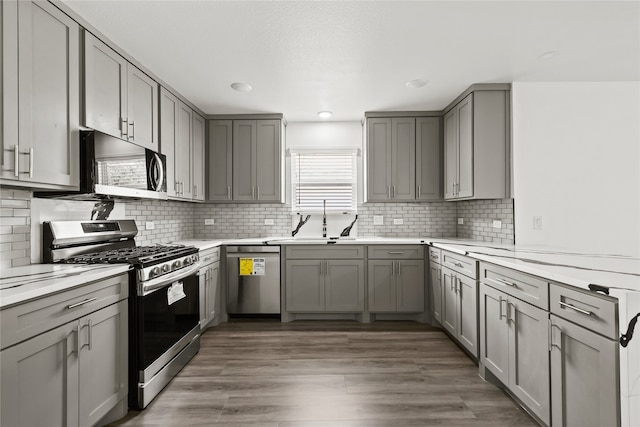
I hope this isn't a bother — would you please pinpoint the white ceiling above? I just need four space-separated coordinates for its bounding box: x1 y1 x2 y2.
62 0 639 122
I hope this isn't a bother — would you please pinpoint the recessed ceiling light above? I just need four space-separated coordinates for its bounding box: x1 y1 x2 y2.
318 111 332 119
406 79 427 89
230 82 252 92
539 51 558 60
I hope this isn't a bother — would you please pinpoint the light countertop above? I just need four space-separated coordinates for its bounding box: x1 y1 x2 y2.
0 264 131 309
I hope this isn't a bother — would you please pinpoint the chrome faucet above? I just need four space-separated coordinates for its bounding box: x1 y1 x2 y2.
292 214 310 237
340 215 358 237
322 200 327 238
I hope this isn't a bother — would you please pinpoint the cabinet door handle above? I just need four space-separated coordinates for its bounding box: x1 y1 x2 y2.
549 320 561 351
257 186 260 200
87 319 93 351
13 145 19 176
393 185 396 198
456 277 460 294
507 302 515 324
121 118 128 136
453 261 464 268
387 186 391 199
28 148 33 178
227 186 231 200
74 326 80 354
559 301 592 316
388 251 404 255
129 121 135 139
67 297 97 309
417 185 421 199
396 261 401 276
495 277 517 287
499 296 507 319
193 185 197 198
452 183 456 196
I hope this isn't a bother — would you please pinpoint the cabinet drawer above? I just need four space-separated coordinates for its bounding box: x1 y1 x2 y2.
368 245 424 260
1 273 128 350
199 247 220 264
285 245 364 260
480 262 548 310
550 283 618 339
442 251 477 279
428 247 441 264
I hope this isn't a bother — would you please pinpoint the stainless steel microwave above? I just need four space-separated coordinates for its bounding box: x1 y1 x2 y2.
36 131 168 200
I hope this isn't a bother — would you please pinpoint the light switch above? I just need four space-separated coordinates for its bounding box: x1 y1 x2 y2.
393 218 403 225
264 219 275 225
373 215 384 225
204 219 215 225
145 221 155 230
458 218 464 225
492 220 502 229
533 216 543 230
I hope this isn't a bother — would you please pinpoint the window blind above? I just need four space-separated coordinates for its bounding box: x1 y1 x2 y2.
291 151 357 213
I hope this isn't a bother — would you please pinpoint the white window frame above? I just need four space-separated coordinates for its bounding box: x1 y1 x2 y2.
290 147 358 214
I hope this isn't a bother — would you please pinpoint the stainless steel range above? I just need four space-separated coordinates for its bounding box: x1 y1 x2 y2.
43 220 201 410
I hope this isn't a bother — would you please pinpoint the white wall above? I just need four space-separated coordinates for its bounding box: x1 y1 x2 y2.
284 121 363 236
512 82 640 257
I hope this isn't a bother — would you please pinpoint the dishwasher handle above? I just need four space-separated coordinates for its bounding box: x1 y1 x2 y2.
226 246 281 254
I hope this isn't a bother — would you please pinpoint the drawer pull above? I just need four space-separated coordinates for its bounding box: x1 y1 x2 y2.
67 297 97 309
388 251 405 255
430 254 438 259
559 301 592 316
453 261 464 268
495 277 517 287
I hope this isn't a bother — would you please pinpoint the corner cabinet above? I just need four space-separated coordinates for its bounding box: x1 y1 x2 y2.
208 117 284 203
1 0 80 189
367 245 425 313
285 246 365 313
443 86 510 200
428 247 443 323
84 31 158 151
0 273 129 427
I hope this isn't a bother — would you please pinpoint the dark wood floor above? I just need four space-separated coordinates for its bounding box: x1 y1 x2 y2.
109 321 538 426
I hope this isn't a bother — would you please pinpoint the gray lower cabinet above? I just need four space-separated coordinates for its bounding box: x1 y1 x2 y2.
550 315 619 427
285 259 365 312
429 261 442 323
1 299 128 427
1 0 80 189
441 265 478 357
199 248 221 329
480 283 550 425
443 86 510 200
368 259 425 312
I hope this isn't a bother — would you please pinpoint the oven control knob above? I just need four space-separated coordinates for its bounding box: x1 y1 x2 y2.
161 264 170 273
150 266 160 278
172 260 182 269
183 257 192 266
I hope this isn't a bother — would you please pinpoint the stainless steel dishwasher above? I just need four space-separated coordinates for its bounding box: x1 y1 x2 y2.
226 246 281 315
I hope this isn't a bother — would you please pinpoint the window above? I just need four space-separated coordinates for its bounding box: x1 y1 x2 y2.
291 149 357 213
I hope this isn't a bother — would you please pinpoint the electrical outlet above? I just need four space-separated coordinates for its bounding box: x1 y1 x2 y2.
145 221 155 230
492 220 502 229
393 218 403 225
533 216 543 230
264 219 275 225
458 218 464 225
204 219 215 225
373 215 384 225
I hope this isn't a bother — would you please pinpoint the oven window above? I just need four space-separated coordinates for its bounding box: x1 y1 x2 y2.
138 275 199 369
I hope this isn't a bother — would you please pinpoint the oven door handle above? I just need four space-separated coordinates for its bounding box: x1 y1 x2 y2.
139 262 201 296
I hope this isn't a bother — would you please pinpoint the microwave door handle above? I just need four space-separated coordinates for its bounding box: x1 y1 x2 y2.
150 153 164 191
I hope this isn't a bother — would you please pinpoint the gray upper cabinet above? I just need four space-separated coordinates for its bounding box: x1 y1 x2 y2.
160 87 178 198
175 100 193 199
416 117 441 200
366 117 416 201
215 119 282 202
84 31 158 150
443 86 510 200
1 0 79 189
208 120 233 201
192 112 205 201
